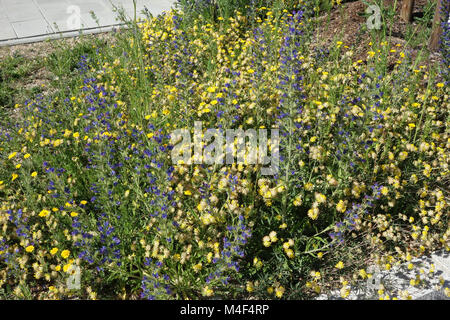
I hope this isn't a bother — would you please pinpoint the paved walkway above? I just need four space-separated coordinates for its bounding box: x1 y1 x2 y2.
0 0 174 46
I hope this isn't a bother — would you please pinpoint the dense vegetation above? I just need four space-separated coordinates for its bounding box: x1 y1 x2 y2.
0 0 448 299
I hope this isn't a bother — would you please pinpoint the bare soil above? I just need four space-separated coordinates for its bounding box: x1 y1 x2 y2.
0 32 114 100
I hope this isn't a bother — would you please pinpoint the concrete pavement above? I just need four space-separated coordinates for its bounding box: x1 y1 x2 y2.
0 0 175 46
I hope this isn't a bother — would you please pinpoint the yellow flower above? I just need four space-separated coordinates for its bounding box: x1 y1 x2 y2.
8 152 17 160
310 271 321 280
31 171 37 177
315 193 326 203
24 153 31 159
53 139 64 147
253 257 262 268
70 212 78 217
193 263 202 272
398 151 408 161
55 265 61 271
63 263 72 273
61 250 70 259
202 286 214 297
285 248 294 258
184 190 192 196
307 207 319 220
340 287 350 298
359 269 367 279
63 129 72 137
11 173 18 181
25 245 35 253
263 236 271 247
15 164 21 169
275 286 285 298
50 248 58 255
201 213 215 225
269 231 278 242
304 182 314 191
436 83 444 88
336 200 346 213
293 194 302 206
246 282 254 293
39 209 50 217
335 261 344 269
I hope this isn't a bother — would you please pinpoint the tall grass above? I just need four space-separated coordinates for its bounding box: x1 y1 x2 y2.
0 1 448 300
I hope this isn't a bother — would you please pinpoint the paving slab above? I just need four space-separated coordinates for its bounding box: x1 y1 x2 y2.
80 11 118 28
11 18 54 38
67 0 111 12
0 0 175 47
37 1 78 32
5 3 44 22
0 20 17 40
1 0 30 6
0 4 7 19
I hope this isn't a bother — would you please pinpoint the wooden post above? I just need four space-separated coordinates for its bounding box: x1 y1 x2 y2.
429 0 449 51
400 0 415 23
